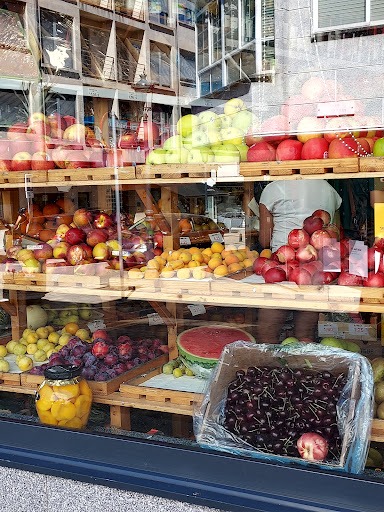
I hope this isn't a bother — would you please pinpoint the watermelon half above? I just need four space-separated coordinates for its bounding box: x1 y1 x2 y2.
177 326 255 378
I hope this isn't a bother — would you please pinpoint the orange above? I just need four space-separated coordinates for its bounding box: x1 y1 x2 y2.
179 219 192 233
39 229 56 242
26 221 43 238
56 213 73 225
64 322 79 335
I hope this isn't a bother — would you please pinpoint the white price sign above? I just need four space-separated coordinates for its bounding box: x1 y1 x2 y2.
180 237 191 246
27 245 43 250
209 233 223 243
148 313 164 326
349 241 368 278
88 87 101 97
318 322 338 336
88 319 106 333
348 323 369 336
187 304 206 316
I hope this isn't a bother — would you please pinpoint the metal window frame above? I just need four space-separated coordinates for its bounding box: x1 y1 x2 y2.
0 416 384 512
312 0 384 33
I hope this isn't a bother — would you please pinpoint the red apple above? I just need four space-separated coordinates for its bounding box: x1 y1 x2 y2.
297 433 328 461
63 115 77 127
73 209 92 227
288 267 312 285
67 244 87 266
27 121 50 137
31 151 55 171
276 139 303 161
324 117 351 143
94 212 113 229
363 271 384 287
48 113 67 132
303 216 324 235
301 138 329 160
325 224 339 240
261 115 290 143
79 243 93 260
86 229 108 247
338 271 363 286
247 141 276 162
11 152 32 172
356 137 371 156
253 257 269 275
34 243 53 261
7 122 28 140
296 244 318 263
328 138 360 159
65 227 86 245
263 266 286 283
136 120 159 148
312 270 334 285
275 245 296 263
310 230 333 250
118 132 138 149
288 229 310 249
312 209 331 225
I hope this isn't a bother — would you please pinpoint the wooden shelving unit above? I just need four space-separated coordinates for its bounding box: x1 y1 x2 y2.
0 156 383 441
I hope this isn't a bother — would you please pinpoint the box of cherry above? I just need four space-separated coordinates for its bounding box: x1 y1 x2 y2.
194 342 373 473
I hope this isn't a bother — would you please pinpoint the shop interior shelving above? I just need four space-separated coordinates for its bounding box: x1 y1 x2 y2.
0 156 383 440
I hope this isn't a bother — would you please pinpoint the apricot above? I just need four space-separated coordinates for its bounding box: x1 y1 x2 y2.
228 263 243 273
38 410 58 425
188 260 199 268
53 383 80 400
144 269 159 279
64 322 79 335
51 400 77 421
211 253 223 260
208 258 223 270
170 250 181 261
65 416 84 429
179 252 192 263
170 260 184 270
154 256 166 267
260 249 272 259
242 258 254 268
233 251 244 262
225 254 240 266
188 247 200 255
214 265 229 277
211 242 224 254
192 253 203 263
79 380 92 398
75 395 92 418
147 259 160 270
202 248 213 258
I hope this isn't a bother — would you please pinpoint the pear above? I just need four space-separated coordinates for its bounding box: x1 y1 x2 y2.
375 381 384 403
372 358 384 383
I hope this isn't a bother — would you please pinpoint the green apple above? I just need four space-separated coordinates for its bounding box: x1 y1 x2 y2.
200 147 215 163
198 111 221 131
176 114 199 137
191 129 209 147
320 337 344 349
213 143 240 163
146 148 167 165
236 144 249 162
165 147 189 164
187 149 203 164
231 110 258 133
217 114 233 129
281 337 299 345
182 135 193 149
224 98 247 115
220 127 244 146
207 129 222 147
22 258 41 273
163 135 184 150
0 359 10 372
373 137 384 156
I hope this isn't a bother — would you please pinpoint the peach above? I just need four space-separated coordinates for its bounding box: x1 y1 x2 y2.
214 265 229 277
228 263 243 273
208 258 222 270
192 253 204 263
225 254 240 266
188 260 199 268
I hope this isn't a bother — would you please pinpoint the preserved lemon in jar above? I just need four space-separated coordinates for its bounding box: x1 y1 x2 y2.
35 365 92 429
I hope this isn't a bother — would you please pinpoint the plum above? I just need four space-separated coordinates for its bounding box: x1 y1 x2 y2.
81 367 96 380
104 353 118 366
113 363 127 375
72 345 88 357
94 371 109 381
106 368 117 378
83 352 97 367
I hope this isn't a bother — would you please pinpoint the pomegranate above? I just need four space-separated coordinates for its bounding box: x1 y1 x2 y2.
253 257 269 275
260 260 280 278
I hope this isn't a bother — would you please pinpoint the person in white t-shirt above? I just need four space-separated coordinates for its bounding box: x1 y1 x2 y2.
257 180 342 344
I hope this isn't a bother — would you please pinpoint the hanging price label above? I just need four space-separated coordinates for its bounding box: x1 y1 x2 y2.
318 322 338 336
180 236 191 246
27 245 43 250
348 323 369 336
148 313 164 325
209 233 223 243
187 304 206 316
87 319 106 333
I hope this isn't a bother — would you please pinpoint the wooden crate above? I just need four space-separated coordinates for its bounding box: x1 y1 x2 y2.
371 419 384 442
109 274 160 293
119 367 203 407
47 166 135 183
0 372 21 386
0 272 14 284
239 158 359 177
0 170 48 184
135 163 215 180
160 278 211 295
13 272 109 289
21 353 168 396
359 156 384 173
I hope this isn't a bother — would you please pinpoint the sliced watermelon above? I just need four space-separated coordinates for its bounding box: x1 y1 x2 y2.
177 326 255 373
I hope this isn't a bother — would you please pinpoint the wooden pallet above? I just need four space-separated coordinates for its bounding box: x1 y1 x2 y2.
135 163 215 179
0 372 21 386
240 158 359 177
13 272 109 289
21 353 168 396
359 156 384 173
0 170 48 184
119 367 203 407
0 272 14 284
371 419 384 442
47 166 135 182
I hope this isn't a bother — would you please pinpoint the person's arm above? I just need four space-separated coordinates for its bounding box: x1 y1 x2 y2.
370 189 384 209
259 203 274 248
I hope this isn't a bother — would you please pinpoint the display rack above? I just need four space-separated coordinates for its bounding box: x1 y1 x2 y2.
0 157 383 442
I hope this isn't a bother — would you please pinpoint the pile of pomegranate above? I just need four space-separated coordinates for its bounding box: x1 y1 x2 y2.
253 209 384 287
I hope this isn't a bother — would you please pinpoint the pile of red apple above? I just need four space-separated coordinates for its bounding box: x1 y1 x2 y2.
253 209 384 287
29 329 168 381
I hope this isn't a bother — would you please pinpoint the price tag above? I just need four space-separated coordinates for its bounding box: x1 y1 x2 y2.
187 304 206 316
88 87 100 97
209 233 223 243
318 322 338 336
348 323 369 336
180 236 191 246
87 319 106 333
27 244 43 250
148 313 164 325
349 241 368 278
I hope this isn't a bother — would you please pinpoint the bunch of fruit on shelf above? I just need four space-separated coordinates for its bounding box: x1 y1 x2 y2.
253 208 384 287
42 303 93 326
224 365 344 461
162 357 194 377
0 322 92 373
372 358 384 420
29 329 168 381
146 77 384 166
128 243 258 280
